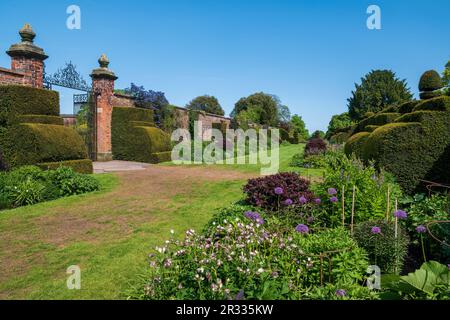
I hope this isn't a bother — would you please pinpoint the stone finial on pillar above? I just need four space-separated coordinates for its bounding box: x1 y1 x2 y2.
6 24 48 88
90 54 118 162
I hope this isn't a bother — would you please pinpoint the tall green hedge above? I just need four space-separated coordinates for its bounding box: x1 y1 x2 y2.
18 115 64 126
363 108 450 193
0 85 59 126
353 113 400 134
413 96 450 112
0 123 88 168
112 107 172 163
398 100 420 114
344 132 370 159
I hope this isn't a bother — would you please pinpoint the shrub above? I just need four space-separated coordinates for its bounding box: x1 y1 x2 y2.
353 113 400 134
6 177 46 207
18 115 64 126
398 100 420 114
305 138 327 156
37 159 93 174
112 107 171 163
365 125 379 132
418 70 443 92
413 95 450 112
344 132 370 159
243 172 314 210
134 215 369 300
47 167 100 196
354 220 409 274
290 153 327 169
279 128 290 142
420 91 442 100
364 107 450 193
0 85 59 126
0 124 88 169
330 131 351 144
315 152 402 227
400 194 450 265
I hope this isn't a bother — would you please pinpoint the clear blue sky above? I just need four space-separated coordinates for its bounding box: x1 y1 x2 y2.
0 0 448 131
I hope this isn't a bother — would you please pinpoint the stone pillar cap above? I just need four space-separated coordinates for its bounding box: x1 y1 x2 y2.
6 23 48 60
90 54 118 80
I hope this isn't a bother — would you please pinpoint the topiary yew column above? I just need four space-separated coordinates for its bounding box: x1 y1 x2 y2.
6 24 48 88
90 54 118 162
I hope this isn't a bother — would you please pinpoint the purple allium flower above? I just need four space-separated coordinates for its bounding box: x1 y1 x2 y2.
236 290 245 300
314 198 321 205
295 224 309 234
336 289 347 297
394 210 408 219
330 196 338 203
274 187 284 195
284 199 294 206
371 227 381 235
416 225 427 234
299 196 308 205
328 188 337 196
244 211 264 225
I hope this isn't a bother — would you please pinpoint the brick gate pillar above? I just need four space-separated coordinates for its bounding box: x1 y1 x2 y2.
90 54 118 162
6 24 48 88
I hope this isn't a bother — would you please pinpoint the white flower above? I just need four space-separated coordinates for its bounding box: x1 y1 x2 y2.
170 229 175 235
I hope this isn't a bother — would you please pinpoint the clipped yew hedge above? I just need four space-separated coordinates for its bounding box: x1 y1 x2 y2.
398 100 420 114
0 123 88 168
18 115 64 126
353 113 400 134
363 108 450 193
37 159 93 174
344 132 370 159
413 96 450 112
112 107 171 163
0 85 59 126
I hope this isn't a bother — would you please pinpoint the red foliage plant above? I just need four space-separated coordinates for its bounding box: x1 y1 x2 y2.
243 172 314 211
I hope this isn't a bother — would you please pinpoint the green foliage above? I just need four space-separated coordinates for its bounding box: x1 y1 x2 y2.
134 210 369 300
419 70 444 92
0 85 59 126
344 132 370 159
112 107 171 163
387 261 449 299
413 95 450 112
353 220 409 274
37 159 93 174
400 193 450 263
315 152 402 226
17 115 64 126
348 70 412 120
0 123 88 169
231 92 280 127
290 153 328 169
186 95 225 116
279 128 290 142
310 130 325 139
364 106 450 193
326 112 353 138
329 131 351 144
157 104 178 132
0 165 99 210
398 100 420 114
47 167 100 197
353 112 400 134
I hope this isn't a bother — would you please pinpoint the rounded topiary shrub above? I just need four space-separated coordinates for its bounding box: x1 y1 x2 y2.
353 220 409 274
419 70 443 92
344 132 370 159
305 138 327 156
243 172 314 210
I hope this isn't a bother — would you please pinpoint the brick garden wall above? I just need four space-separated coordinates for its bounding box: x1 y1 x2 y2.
0 67 26 86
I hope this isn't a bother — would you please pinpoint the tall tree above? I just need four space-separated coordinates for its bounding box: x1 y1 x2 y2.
348 70 412 120
231 92 280 127
443 60 450 95
290 115 309 141
326 112 353 137
186 95 225 116
124 83 169 110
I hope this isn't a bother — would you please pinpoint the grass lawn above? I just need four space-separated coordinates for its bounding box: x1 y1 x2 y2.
0 144 322 300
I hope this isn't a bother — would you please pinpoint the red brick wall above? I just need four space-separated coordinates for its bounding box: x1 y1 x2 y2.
112 93 136 107
0 67 25 86
11 56 44 88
